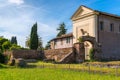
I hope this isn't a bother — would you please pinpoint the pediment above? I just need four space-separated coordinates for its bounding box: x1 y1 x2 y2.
71 6 94 20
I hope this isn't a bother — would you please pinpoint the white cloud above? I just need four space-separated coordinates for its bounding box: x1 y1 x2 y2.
0 1 58 47
8 0 24 5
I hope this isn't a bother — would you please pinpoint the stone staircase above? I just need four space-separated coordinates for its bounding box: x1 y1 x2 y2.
59 51 75 63
44 48 74 63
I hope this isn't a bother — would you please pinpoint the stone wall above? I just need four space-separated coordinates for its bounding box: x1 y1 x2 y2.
44 47 74 62
4 50 44 60
98 31 120 61
74 43 85 62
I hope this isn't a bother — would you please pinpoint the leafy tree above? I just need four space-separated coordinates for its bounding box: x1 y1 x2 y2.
0 37 9 52
30 23 38 50
25 37 30 48
2 41 11 51
0 52 5 63
57 22 67 37
11 36 17 45
37 37 43 50
10 44 21 50
45 41 50 50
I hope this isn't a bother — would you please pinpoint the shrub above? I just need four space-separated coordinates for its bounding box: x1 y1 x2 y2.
89 48 95 61
78 37 83 42
0 53 5 63
15 58 27 67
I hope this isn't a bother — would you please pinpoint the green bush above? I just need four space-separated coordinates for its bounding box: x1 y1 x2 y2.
78 37 83 42
0 53 5 63
89 48 95 61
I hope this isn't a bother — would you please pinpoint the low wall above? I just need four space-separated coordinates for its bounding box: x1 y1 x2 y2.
44 47 73 62
4 50 44 60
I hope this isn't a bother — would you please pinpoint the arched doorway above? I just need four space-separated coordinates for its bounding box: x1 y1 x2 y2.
84 41 93 60
80 36 101 60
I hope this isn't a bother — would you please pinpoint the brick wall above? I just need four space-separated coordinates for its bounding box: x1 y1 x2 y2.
4 50 44 60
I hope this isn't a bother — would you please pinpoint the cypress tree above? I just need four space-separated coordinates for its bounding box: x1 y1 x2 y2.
11 36 17 45
30 23 38 50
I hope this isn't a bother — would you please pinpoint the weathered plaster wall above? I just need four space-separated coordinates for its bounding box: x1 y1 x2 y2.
72 15 97 44
53 37 73 49
98 15 120 60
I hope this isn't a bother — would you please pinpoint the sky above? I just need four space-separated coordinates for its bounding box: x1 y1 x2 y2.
0 0 120 47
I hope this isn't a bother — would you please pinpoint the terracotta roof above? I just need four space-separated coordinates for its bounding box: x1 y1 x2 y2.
51 33 73 41
95 10 120 18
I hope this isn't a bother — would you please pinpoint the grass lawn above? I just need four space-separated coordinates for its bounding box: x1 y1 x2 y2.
0 68 120 80
28 61 120 75
1 61 120 80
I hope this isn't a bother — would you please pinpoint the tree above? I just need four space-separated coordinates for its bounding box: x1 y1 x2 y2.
30 23 38 50
45 41 50 50
38 37 43 50
11 36 17 45
0 52 5 63
26 36 43 50
10 44 21 50
0 37 9 52
2 41 11 51
25 37 30 48
57 22 67 37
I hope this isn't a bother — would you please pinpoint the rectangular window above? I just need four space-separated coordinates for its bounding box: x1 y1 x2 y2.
61 39 63 45
54 40 57 45
119 25 120 32
66 38 68 43
66 37 71 43
110 23 114 32
100 21 104 31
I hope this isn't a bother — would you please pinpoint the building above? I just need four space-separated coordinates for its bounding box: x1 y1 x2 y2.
50 5 120 60
50 33 73 49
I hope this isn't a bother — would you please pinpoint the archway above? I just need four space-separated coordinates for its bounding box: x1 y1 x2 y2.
80 36 101 60
84 41 93 60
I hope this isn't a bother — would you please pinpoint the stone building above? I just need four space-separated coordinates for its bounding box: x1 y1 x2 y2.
50 5 120 61
50 33 73 49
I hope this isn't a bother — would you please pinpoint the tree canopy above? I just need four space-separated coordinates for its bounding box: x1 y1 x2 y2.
57 22 67 37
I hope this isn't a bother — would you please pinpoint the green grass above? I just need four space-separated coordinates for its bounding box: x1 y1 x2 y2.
28 61 120 75
0 68 120 80
1 61 120 80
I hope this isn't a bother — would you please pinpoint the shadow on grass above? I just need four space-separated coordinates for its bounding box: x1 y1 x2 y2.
25 64 37 68
0 64 8 68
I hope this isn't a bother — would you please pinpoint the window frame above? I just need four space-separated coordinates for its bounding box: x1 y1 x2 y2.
100 21 104 31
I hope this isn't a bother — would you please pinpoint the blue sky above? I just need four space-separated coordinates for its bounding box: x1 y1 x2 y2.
0 0 120 47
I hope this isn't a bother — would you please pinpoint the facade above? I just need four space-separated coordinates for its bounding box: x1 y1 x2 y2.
71 5 120 60
50 33 73 49
50 5 120 60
